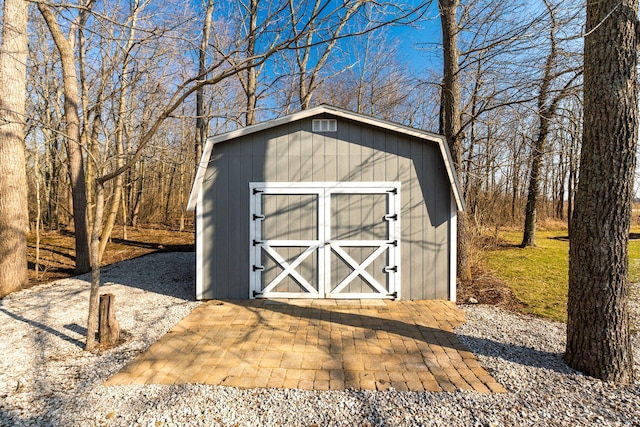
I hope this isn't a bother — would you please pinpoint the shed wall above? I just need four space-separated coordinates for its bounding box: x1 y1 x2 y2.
200 116 452 300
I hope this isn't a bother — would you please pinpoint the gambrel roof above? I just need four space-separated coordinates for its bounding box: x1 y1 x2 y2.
187 104 465 211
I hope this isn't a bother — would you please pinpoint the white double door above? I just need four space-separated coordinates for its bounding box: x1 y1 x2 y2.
249 182 400 299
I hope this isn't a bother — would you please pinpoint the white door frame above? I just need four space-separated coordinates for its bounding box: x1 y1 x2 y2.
249 182 401 299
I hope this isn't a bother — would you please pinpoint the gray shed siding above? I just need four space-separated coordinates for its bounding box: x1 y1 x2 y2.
200 115 452 300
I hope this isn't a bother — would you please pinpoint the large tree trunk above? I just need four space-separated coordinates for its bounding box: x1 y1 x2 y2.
565 0 637 384
245 0 258 126
78 2 93 227
0 0 29 298
194 0 214 236
438 0 471 281
39 5 91 274
196 0 214 164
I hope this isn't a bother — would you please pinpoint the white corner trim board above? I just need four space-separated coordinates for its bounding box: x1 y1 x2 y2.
195 185 204 300
449 195 457 303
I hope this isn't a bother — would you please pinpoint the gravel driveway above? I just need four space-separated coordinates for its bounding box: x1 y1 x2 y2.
0 252 638 427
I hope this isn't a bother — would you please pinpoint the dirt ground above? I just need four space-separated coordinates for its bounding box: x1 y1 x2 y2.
457 266 527 312
456 234 528 312
27 226 195 286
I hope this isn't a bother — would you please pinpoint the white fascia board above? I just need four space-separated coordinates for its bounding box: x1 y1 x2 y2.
187 135 216 211
436 135 466 212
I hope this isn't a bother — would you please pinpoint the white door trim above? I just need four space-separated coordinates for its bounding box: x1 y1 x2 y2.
249 182 401 299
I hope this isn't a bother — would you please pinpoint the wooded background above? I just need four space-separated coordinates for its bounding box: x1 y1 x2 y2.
18 0 586 241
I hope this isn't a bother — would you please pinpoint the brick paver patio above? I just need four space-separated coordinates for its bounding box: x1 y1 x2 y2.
104 299 506 393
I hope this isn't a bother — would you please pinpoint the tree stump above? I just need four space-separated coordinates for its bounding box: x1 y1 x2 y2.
99 293 120 347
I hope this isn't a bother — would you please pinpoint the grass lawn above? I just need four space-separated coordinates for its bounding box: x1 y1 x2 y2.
481 227 640 322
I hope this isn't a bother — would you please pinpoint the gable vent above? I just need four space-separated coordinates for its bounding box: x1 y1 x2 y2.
312 119 337 132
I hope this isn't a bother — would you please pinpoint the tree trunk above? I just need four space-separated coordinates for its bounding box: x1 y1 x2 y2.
131 160 144 228
86 181 104 351
565 0 637 384
164 163 176 224
521 7 557 247
0 0 29 297
245 0 258 126
98 293 120 347
35 146 42 276
510 135 523 222
39 5 91 274
41 99 60 230
438 0 471 281
195 0 214 236
121 188 128 240
99 171 124 258
179 159 185 232
555 143 566 220
196 0 214 164
179 121 186 232
521 117 549 247
78 2 93 227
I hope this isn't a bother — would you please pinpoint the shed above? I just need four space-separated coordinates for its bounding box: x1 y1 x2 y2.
187 105 464 301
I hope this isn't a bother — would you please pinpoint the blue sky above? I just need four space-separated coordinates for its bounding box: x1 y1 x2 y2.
389 3 444 74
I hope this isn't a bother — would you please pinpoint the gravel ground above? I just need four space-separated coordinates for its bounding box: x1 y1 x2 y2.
0 252 638 427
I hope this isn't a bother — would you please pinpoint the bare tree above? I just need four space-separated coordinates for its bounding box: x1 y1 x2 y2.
438 0 473 281
311 30 418 124
431 0 541 275
521 0 581 247
564 96 582 232
227 0 429 121
97 0 146 259
244 0 259 125
224 0 287 125
288 0 363 110
0 0 30 297
196 0 215 163
38 3 91 274
566 0 636 384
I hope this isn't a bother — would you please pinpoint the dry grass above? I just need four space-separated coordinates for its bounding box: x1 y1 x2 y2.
27 226 194 286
